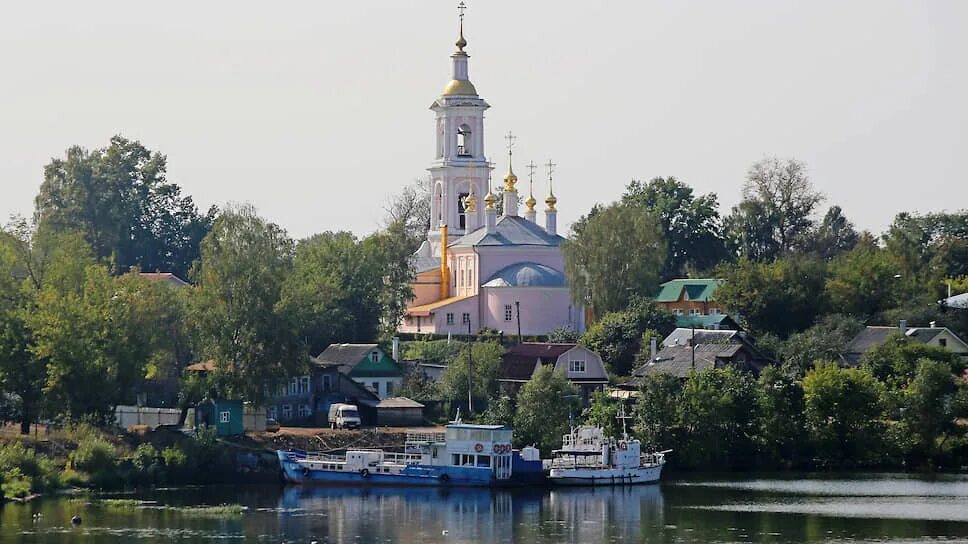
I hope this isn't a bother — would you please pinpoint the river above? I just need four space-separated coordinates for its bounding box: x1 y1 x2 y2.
3 473 968 543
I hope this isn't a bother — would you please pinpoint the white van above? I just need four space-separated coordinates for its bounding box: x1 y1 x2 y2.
328 403 361 429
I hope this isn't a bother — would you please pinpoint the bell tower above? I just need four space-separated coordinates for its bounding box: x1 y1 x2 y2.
427 1 492 256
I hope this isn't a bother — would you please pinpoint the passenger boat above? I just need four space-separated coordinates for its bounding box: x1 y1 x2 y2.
277 422 545 487
545 410 668 486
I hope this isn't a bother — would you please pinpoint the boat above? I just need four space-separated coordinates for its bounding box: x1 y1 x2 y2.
545 409 668 486
277 421 545 487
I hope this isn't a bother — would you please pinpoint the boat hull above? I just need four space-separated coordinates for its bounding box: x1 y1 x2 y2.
548 464 664 486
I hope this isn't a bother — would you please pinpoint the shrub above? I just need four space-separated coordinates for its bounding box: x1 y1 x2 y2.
161 446 187 469
70 436 119 487
0 442 62 493
131 443 159 472
1 467 33 499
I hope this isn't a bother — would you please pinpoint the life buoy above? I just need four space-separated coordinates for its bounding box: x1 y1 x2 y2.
492 444 500 454
360 468 369 478
618 441 628 451
474 443 483 453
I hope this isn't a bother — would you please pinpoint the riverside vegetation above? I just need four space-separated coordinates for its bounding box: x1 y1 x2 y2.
2 137 968 497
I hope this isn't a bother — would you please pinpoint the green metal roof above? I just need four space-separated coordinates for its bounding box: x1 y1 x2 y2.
655 278 722 302
675 314 738 330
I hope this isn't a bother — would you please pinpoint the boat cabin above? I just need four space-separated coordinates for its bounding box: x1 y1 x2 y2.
406 423 514 479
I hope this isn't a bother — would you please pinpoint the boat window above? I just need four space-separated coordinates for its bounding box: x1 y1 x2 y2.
462 454 475 466
476 455 491 467
446 428 458 441
452 454 461 466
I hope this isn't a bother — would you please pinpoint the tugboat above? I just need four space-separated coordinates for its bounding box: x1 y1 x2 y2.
278 416 544 487
545 408 668 486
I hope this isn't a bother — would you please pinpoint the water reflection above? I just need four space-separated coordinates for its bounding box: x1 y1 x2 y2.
275 485 664 543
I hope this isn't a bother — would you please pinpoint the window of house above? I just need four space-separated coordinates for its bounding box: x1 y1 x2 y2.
372 382 380 393
709 308 721 315
277 384 286 397
462 313 470 324
219 411 230 423
446 313 455 325
297 404 309 418
288 378 298 396
281 404 292 420
322 374 333 391
689 309 700 316
569 360 586 373
267 406 277 420
370 351 380 363
386 381 395 396
939 338 948 348
504 304 513 321
673 308 684 316
300 375 311 394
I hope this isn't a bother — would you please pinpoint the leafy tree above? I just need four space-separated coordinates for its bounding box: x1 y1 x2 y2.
714 255 828 337
478 395 514 426
512 366 579 454
383 179 431 255
723 198 780 262
279 232 383 355
0 221 95 432
30 268 168 423
825 242 902 319
633 373 681 451
438 342 505 412
860 334 957 390
34 135 215 277
363 223 416 339
397 368 439 402
402 340 462 366
621 177 727 278
677 367 758 469
547 326 580 344
562 203 666 317
896 358 968 465
809 205 859 259
778 314 863 375
582 390 622 438
802 362 884 466
731 156 824 258
755 365 805 466
580 299 675 376
190 204 304 402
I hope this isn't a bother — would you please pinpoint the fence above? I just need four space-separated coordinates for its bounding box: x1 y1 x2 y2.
114 406 181 430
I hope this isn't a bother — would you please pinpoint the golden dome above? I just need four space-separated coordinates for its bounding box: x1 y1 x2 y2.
525 194 537 212
465 193 477 213
545 192 558 211
503 164 518 192
484 190 497 210
442 78 478 96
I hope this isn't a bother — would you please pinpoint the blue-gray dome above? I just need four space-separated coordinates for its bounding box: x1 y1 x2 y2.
482 262 566 288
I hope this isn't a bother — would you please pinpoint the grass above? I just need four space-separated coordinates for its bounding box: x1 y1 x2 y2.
87 498 244 517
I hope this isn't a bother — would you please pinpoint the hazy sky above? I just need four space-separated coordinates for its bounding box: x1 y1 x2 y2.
2 1 966 240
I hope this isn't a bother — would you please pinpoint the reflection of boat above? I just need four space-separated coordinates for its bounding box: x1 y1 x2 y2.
546 409 668 486
278 422 545 487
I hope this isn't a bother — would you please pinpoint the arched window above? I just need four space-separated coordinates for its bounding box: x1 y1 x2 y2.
457 124 472 156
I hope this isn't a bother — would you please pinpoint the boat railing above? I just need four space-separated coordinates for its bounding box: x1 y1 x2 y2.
406 431 446 444
302 452 346 463
381 452 425 465
640 452 666 466
544 457 606 470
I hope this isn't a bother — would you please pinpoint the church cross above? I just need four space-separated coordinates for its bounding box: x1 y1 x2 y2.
526 160 537 183
545 159 557 181
504 130 517 154
458 1 466 21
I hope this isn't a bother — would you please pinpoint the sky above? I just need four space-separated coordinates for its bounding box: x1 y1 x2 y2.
1 1 966 240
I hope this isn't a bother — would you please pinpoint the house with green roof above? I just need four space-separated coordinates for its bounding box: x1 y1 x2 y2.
654 278 735 329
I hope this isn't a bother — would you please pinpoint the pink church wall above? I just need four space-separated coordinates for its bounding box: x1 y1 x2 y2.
481 287 580 335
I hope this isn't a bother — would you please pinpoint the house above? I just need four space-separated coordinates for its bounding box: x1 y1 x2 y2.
138 272 189 287
358 397 426 427
265 364 381 427
631 328 772 380
842 321 968 366
498 343 609 406
314 343 405 399
194 399 243 436
654 278 733 329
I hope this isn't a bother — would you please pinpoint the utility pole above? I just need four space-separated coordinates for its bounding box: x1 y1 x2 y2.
691 326 696 371
515 300 522 344
467 318 474 416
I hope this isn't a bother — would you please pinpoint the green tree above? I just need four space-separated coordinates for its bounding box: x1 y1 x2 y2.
778 314 863 375
363 223 416 339
633 373 682 451
896 359 968 465
621 177 727 278
755 365 805 466
478 395 514 426
397 368 439 402
383 179 431 255
582 390 622 438
438 342 505 413
802 362 884 466
562 203 666 317
34 135 215 277
30 268 169 422
809 205 859 259
513 366 579 454
715 255 828 337
190 204 304 402
726 156 824 259
860 334 957 390
677 367 758 469
547 327 580 343
825 242 901 319
581 299 675 376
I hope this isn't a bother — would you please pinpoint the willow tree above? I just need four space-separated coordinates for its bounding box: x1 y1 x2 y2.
561 203 666 319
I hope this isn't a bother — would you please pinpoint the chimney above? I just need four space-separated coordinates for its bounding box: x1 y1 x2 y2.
930 320 937 329
392 336 400 361
899 319 908 336
650 336 657 361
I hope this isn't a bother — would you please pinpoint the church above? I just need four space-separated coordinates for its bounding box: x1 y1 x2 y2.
398 9 585 337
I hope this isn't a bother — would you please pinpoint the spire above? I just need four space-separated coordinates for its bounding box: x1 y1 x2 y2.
456 1 467 52
544 159 558 211
442 1 477 96
524 160 538 222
